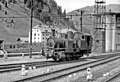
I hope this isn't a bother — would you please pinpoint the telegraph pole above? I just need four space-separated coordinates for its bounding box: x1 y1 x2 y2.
76 10 84 32
80 11 84 32
29 0 34 58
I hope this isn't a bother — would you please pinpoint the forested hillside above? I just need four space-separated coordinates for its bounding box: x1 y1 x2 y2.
0 0 76 42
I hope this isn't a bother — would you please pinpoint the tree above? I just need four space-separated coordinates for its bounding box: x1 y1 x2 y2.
26 0 31 8
8 0 16 4
24 0 27 4
12 0 16 4
63 9 66 18
57 6 62 15
34 8 42 20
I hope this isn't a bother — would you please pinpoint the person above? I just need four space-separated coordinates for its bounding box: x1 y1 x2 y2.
5 1 8 8
41 48 45 56
5 11 7 15
3 49 8 59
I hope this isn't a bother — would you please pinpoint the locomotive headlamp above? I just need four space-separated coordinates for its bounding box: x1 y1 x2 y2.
51 50 54 53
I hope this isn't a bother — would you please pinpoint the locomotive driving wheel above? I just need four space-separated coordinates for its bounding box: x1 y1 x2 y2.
53 54 61 61
53 52 66 61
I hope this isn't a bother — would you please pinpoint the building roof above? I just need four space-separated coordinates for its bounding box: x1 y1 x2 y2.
33 24 43 30
17 37 28 42
33 24 49 29
93 12 120 16
61 28 77 33
42 32 52 34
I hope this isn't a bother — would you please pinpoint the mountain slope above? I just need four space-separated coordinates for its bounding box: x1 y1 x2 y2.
0 0 72 42
0 1 41 42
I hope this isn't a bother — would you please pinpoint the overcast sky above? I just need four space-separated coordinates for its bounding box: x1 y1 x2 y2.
54 0 120 12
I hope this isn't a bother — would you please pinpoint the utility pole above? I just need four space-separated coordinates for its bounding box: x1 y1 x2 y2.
76 10 84 32
29 0 34 58
80 11 84 32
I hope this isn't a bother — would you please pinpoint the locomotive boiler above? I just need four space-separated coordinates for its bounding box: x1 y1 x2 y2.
42 31 93 61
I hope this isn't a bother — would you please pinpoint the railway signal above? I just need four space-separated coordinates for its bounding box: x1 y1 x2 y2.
86 67 93 81
76 10 85 32
21 65 28 76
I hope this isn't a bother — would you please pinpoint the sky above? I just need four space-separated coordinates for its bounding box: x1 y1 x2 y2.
54 0 120 12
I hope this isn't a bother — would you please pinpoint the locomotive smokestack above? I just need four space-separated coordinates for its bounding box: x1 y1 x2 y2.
67 31 74 39
52 29 55 37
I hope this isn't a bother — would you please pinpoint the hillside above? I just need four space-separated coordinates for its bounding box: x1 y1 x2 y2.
67 4 120 33
0 0 74 42
0 0 41 42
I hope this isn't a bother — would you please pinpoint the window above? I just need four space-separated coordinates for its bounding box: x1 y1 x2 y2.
96 40 99 43
10 45 12 48
34 37 36 39
82 35 85 40
13 45 15 48
44 27 46 29
117 17 120 24
86 36 90 46
34 33 36 36
45 30 48 32
118 33 120 35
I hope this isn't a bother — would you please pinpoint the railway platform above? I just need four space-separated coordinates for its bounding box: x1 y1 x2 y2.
0 55 48 65
0 52 118 65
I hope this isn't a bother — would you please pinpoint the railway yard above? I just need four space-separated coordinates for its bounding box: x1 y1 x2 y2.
0 52 120 82
0 0 120 82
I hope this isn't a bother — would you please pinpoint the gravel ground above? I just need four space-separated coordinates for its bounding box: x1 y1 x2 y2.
0 52 119 82
110 73 120 82
0 58 96 82
50 57 120 82
72 58 120 82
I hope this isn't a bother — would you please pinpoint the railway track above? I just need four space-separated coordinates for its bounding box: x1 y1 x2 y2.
103 71 120 82
13 53 120 82
0 53 119 73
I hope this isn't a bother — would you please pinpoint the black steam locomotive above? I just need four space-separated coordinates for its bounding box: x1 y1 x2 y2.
42 31 93 61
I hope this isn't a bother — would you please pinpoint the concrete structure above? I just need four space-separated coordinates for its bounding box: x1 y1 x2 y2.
105 12 120 52
93 11 120 52
93 0 106 53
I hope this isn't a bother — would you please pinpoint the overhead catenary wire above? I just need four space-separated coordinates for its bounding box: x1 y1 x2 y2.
0 13 95 18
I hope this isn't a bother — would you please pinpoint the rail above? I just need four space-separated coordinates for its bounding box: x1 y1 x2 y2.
103 71 120 82
13 53 120 82
0 52 40 58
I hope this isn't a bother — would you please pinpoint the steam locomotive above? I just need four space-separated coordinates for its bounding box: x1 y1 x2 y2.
42 31 93 61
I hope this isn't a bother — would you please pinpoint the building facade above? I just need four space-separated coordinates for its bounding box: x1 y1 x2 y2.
28 24 61 43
